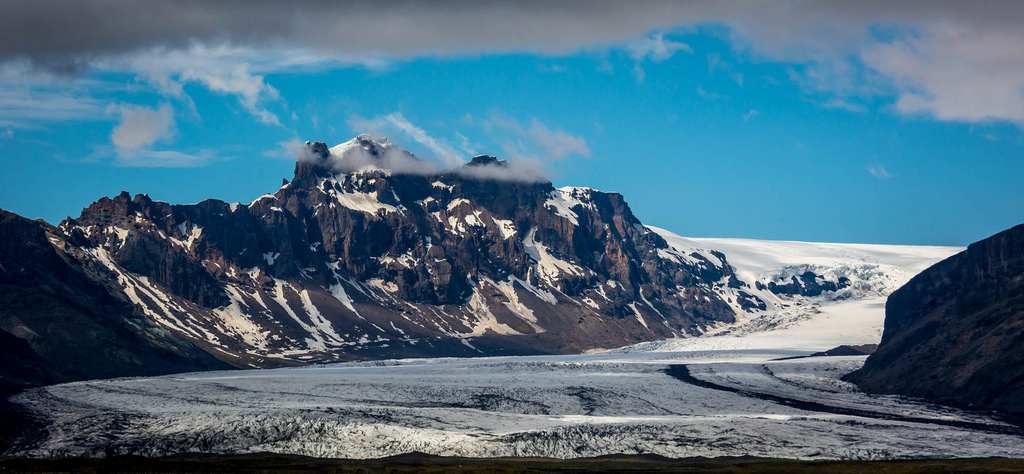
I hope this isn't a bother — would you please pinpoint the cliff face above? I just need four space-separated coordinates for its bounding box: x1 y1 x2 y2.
847 223 1024 413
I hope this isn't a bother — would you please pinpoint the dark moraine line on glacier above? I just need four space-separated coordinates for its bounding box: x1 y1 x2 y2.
664 365 1024 437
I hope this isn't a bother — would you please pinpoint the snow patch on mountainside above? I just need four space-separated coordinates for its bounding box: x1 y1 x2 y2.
522 228 585 287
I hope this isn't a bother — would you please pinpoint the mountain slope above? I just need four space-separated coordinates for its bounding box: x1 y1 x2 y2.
0 210 231 393
846 223 1024 413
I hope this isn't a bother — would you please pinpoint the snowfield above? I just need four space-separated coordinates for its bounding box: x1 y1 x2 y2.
12 235 1017 461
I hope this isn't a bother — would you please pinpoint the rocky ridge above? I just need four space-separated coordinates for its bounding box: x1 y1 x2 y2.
847 223 1024 413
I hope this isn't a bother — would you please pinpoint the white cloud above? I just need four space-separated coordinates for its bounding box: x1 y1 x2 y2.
743 109 759 122
110 103 175 152
302 134 442 176
861 26 1024 123
0 60 108 127
867 164 894 179
821 98 867 113
487 113 591 162
264 139 307 161
110 44 284 126
627 33 692 82
105 103 211 167
115 148 210 168
528 119 591 160
349 112 463 167
696 85 723 100
454 159 548 183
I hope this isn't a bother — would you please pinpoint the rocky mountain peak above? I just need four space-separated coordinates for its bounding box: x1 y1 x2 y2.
466 155 504 167
329 133 394 158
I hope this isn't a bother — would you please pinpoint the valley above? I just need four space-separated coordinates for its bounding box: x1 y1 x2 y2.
10 234 1004 461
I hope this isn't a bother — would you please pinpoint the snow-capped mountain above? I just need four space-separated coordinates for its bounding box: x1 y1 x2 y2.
40 135 750 367
0 135 960 380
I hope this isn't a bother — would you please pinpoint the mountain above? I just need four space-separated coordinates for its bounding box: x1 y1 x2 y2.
0 210 230 394
1 135 887 391
0 136 757 372
846 223 1024 413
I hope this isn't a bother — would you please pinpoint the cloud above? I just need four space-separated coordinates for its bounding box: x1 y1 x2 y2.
821 98 867 113
294 112 574 182
452 159 548 183
3 1 1024 126
0 60 109 126
105 102 210 167
528 119 591 159
264 139 308 161
487 113 591 162
696 85 723 100
627 33 691 82
308 134 442 176
860 26 1024 123
115 148 211 168
110 44 284 125
349 112 463 167
743 109 759 122
867 164 894 179
110 103 175 152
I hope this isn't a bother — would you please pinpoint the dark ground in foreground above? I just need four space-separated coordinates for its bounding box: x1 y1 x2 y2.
3 453 1024 473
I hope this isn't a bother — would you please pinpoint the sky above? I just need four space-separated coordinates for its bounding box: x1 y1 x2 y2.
1 1 1023 246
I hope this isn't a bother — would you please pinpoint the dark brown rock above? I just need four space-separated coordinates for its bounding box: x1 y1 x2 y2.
846 223 1024 413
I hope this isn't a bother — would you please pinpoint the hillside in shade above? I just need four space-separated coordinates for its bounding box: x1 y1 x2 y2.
847 223 1024 413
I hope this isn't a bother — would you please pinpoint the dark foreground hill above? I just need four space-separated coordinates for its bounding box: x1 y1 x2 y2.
847 223 1024 413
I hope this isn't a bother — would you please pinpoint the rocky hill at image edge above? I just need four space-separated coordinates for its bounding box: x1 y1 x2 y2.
846 223 1024 414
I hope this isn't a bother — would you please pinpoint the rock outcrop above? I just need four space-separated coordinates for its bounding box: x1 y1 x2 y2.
847 223 1024 413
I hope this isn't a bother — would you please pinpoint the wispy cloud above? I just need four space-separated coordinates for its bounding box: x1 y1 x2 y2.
0 60 108 127
349 112 463 167
627 33 692 83
706 53 744 87
821 98 867 113
333 111 589 182
110 45 284 126
486 113 591 162
696 85 723 100
867 164 894 179
743 110 759 122
115 148 212 168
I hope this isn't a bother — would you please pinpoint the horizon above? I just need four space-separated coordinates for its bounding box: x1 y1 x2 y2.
2 1 1024 246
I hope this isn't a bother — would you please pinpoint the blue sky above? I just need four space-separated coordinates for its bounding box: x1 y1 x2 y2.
1 1 1023 246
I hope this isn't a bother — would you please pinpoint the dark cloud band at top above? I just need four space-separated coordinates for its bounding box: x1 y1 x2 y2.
2 1 1014 63
4 1 1024 124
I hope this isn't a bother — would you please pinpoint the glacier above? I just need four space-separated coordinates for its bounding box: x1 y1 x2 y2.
11 233 1018 461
